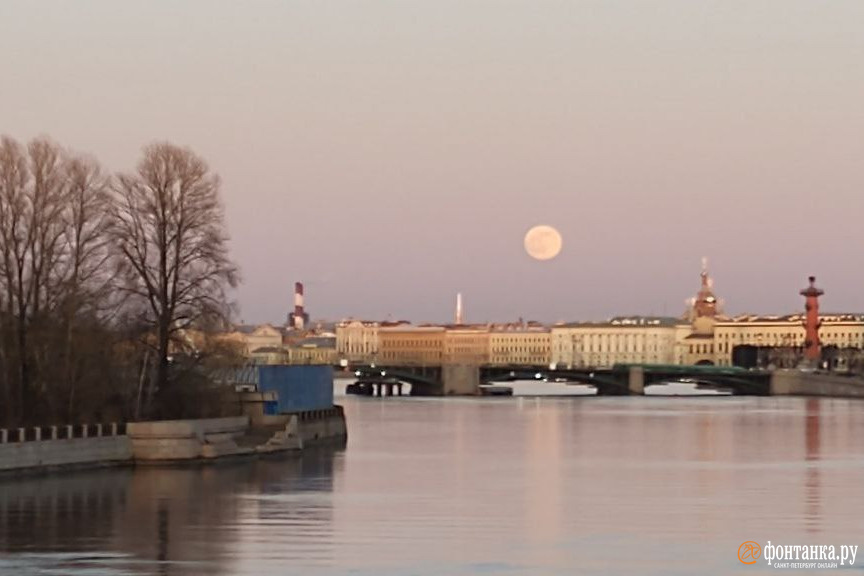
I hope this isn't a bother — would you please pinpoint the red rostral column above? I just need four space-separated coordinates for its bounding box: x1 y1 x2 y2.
800 276 824 362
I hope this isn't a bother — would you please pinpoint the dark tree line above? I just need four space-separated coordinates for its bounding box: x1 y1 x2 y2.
0 136 240 426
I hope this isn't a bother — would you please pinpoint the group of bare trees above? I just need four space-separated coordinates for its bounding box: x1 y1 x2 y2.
0 135 239 426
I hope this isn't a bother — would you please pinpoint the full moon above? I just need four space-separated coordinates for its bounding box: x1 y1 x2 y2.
524 225 563 261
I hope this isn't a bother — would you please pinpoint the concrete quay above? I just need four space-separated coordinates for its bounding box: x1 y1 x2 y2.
126 416 300 462
0 423 131 474
0 407 348 474
770 370 864 399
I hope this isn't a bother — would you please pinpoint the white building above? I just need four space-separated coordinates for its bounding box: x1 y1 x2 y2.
551 317 681 368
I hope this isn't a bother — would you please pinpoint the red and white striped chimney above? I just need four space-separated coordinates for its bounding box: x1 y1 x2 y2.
293 282 305 329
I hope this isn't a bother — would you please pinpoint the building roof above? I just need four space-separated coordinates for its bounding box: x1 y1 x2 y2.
555 316 681 328
716 313 864 325
380 324 445 332
232 323 283 335
683 334 713 340
439 324 491 331
289 337 336 349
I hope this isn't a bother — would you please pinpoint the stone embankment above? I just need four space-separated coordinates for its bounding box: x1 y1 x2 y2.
0 423 131 473
0 407 347 474
771 370 864 398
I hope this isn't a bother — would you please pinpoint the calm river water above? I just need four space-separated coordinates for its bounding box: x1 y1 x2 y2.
2 388 864 575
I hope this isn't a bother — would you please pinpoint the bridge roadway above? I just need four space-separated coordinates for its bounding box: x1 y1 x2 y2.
350 363 772 396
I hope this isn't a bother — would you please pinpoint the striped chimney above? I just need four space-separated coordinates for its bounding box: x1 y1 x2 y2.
293 282 305 329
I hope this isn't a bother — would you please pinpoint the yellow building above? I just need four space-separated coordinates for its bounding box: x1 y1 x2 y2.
221 324 284 357
336 320 383 363
712 314 864 366
444 326 490 364
378 325 445 366
287 336 338 365
489 324 551 366
248 346 289 365
551 317 680 368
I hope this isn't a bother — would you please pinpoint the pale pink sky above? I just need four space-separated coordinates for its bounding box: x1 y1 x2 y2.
2 1 863 324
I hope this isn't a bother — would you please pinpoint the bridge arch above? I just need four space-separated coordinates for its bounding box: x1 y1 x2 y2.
352 365 443 396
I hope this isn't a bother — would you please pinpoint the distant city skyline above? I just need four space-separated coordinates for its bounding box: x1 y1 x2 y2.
257 270 851 327
2 1 863 324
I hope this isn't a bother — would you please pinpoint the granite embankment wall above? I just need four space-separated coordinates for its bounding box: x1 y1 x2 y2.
0 424 131 473
771 370 864 398
0 408 348 473
127 416 258 462
249 406 347 448
291 407 347 446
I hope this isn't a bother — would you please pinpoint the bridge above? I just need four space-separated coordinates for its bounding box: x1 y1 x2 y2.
348 363 772 396
350 366 443 396
482 364 771 395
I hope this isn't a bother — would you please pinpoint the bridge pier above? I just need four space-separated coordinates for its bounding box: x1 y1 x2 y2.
443 364 480 395
628 366 645 395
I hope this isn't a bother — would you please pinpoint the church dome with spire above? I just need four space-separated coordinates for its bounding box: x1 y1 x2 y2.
684 258 724 334
693 258 719 319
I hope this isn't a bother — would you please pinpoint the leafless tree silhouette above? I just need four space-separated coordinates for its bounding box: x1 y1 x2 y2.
111 143 239 417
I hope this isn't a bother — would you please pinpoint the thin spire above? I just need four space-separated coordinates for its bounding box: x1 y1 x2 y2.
455 293 464 325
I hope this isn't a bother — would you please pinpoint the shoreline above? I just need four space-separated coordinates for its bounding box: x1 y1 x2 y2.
0 406 347 477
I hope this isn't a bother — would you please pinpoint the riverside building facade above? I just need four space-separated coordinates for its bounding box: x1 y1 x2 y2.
550 317 680 368
321 264 864 370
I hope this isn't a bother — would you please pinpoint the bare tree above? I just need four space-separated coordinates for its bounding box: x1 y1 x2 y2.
0 137 71 422
0 136 120 424
111 143 238 416
58 155 114 419
0 135 239 425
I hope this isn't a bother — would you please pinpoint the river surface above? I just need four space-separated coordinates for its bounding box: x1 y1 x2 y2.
2 390 864 575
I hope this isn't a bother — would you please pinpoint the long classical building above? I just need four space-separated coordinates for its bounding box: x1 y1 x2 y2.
712 314 864 367
336 319 554 366
550 317 682 368
336 320 390 363
378 325 446 365
488 323 550 366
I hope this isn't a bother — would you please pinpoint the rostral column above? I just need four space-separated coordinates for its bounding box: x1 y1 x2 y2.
800 276 824 364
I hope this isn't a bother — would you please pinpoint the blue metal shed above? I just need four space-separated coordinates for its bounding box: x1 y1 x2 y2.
256 365 334 414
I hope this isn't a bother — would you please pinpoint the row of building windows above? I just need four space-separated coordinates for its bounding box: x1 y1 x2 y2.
689 343 715 355
381 341 443 349
567 354 665 367
491 347 547 354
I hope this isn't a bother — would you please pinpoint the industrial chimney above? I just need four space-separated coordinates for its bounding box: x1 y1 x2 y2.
288 282 310 330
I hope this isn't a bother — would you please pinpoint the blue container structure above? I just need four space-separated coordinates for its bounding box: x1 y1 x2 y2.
256 365 334 414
